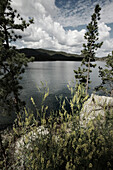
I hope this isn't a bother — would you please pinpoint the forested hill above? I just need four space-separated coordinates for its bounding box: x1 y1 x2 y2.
18 48 84 61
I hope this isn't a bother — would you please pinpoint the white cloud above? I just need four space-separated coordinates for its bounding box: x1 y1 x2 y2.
97 22 113 57
11 0 113 57
66 29 86 46
99 22 111 41
97 38 113 57
11 0 86 54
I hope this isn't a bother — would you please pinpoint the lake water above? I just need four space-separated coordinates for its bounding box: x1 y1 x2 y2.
0 61 106 128
20 61 105 110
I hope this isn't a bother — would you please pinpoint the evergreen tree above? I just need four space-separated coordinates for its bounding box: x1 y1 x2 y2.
95 52 113 97
74 4 103 96
0 0 34 114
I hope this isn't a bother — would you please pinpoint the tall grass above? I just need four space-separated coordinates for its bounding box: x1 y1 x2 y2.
0 83 113 170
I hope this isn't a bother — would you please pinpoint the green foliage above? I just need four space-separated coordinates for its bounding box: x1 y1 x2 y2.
0 0 34 114
74 4 103 95
1 84 113 169
0 0 34 48
95 52 113 96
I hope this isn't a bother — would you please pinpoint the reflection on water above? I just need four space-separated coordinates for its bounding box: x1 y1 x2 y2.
20 61 105 108
22 61 77 94
0 61 106 128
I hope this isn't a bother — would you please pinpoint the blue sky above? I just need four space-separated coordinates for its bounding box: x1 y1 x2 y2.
11 0 113 57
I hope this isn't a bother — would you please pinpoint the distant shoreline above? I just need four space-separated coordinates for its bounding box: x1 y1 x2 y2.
18 48 107 62
18 48 84 61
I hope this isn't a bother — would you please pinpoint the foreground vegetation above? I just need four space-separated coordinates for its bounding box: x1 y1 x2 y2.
0 84 113 169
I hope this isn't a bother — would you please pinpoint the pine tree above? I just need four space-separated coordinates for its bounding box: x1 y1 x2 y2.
74 4 103 96
95 52 113 97
0 0 34 114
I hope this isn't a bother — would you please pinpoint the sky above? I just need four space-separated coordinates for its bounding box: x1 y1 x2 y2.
11 0 113 57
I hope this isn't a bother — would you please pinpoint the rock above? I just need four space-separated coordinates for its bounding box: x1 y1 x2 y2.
14 126 49 169
13 94 113 168
80 94 113 126
15 126 49 151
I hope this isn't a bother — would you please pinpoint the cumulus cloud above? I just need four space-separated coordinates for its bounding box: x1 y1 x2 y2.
11 0 113 57
97 38 113 57
99 22 111 41
97 22 113 57
11 0 86 54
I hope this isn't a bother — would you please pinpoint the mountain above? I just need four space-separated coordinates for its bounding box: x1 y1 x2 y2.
18 48 84 61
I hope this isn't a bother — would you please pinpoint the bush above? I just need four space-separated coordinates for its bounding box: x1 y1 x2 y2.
0 84 113 170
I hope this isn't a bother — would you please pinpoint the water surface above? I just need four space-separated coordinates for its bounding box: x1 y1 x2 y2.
0 61 106 128
20 61 105 108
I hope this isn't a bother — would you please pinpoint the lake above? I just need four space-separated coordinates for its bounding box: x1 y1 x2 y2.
20 61 105 110
0 61 106 128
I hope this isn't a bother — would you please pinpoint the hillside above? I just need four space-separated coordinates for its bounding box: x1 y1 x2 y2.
18 48 84 61
18 48 107 61
95 56 108 61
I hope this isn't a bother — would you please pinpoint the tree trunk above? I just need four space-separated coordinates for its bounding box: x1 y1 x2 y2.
86 58 90 96
4 24 9 49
